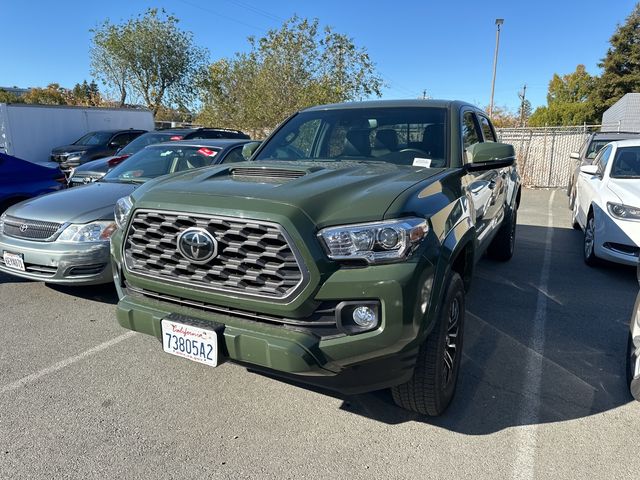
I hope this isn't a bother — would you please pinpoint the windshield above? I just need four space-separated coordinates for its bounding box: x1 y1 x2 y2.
119 133 176 155
102 145 221 183
254 107 448 167
610 146 640 178
74 131 113 146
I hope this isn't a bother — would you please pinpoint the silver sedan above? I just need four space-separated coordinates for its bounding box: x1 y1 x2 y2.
0 139 252 285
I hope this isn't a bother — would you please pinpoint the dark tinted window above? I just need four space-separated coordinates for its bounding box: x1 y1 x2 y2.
461 112 481 150
74 131 113 146
478 115 496 142
610 146 640 178
594 144 613 173
220 146 247 164
118 133 175 155
586 140 611 159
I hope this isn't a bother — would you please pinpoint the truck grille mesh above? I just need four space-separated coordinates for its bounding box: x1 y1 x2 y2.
2 215 62 241
123 210 306 300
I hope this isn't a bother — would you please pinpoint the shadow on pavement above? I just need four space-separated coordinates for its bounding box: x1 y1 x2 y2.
47 282 119 305
253 224 638 433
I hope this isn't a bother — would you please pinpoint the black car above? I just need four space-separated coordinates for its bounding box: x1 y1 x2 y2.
50 129 147 171
567 130 640 208
68 128 251 185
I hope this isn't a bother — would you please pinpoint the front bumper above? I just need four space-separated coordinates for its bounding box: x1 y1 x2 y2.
0 234 112 285
113 255 436 394
629 291 640 401
593 206 640 266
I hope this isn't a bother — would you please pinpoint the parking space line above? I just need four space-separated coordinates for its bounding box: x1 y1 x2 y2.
0 331 137 394
513 190 556 480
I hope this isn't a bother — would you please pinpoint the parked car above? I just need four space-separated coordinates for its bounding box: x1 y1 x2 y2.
68 128 251 186
572 139 640 266
110 99 521 416
0 139 252 285
567 131 640 209
50 129 147 172
0 152 66 211
628 261 640 401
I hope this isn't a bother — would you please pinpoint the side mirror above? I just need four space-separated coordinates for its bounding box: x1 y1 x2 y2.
241 141 261 160
580 164 599 176
570 152 580 160
465 142 515 171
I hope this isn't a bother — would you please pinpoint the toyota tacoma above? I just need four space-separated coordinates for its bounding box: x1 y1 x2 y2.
111 100 521 416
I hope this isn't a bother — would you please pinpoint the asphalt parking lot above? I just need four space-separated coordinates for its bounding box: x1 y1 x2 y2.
0 188 638 480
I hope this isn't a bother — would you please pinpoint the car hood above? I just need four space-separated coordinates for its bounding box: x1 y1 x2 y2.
7 182 138 224
133 161 443 227
607 180 640 205
51 145 91 154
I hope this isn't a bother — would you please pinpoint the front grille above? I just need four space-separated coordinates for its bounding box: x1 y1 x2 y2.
2 216 62 241
123 210 308 300
230 167 306 180
126 283 338 334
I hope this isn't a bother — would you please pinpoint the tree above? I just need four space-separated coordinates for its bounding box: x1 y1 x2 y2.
485 105 519 128
0 89 24 103
198 16 383 132
517 99 532 127
528 65 598 126
592 3 640 117
22 83 68 105
91 8 209 115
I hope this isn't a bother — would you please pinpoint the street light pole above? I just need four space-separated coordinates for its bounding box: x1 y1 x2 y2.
489 18 504 118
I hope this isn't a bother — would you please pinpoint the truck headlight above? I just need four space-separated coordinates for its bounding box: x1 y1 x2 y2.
114 196 133 229
318 217 428 264
57 221 117 242
607 202 640 221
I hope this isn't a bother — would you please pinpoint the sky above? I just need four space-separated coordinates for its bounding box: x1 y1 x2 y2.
0 0 637 112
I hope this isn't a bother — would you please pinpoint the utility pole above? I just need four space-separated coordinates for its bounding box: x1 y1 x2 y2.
489 18 504 118
422 89 427 100
518 83 527 127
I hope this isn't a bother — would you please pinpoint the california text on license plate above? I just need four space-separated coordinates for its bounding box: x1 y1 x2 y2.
161 319 219 367
3 252 25 271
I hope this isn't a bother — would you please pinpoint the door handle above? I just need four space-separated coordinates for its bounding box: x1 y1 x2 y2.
489 179 497 189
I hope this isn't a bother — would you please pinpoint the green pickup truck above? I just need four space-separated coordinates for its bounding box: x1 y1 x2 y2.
111 100 521 416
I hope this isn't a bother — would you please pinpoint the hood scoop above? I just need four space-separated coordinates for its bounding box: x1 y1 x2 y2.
230 166 307 182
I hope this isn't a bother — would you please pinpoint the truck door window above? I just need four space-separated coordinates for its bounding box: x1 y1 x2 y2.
478 115 496 142
461 111 482 162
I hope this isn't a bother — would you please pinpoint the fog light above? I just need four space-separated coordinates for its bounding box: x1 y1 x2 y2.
353 306 377 328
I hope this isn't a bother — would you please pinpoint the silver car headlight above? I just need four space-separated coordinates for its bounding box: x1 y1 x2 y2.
607 202 640 221
0 212 6 235
57 221 117 243
114 196 133 230
318 217 428 264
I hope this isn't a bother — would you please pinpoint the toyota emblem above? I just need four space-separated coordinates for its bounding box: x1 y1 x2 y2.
19 224 28 233
177 228 218 264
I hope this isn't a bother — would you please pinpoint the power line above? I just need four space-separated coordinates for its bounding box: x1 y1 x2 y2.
178 0 268 33
222 0 286 23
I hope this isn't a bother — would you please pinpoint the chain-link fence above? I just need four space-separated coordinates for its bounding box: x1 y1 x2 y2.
496 125 602 188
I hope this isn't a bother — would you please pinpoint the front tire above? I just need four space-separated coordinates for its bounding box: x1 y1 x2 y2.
391 272 465 416
584 212 598 266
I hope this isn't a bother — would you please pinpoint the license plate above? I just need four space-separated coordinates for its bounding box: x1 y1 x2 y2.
161 319 219 367
3 252 25 271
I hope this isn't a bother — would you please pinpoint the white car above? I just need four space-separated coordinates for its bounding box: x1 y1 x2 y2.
572 139 640 266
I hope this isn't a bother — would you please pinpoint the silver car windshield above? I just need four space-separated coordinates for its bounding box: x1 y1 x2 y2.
102 145 221 183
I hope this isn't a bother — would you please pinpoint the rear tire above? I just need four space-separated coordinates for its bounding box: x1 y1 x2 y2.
487 208 517 261
391 272 465 416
